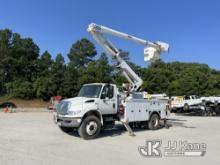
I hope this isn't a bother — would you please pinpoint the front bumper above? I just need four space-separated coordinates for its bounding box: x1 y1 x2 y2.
56 115 82 128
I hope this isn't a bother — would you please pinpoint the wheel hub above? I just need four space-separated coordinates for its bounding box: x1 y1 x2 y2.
86 121 98 135
152 118 158 127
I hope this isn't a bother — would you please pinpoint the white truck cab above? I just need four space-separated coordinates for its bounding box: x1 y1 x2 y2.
56 83 118 125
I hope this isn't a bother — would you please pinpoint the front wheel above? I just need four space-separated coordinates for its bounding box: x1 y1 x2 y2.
148 114 160 130
78 115 101 140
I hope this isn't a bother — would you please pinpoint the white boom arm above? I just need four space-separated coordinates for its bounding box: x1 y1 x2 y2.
87 23 169 92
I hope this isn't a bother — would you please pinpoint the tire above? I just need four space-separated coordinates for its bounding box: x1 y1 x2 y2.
148 113 160 130
129 122 135 128
200 109 206 116
171 108 177 113
53 113 58 124
78 115 101 140
183 103 189 111
59 126 74 133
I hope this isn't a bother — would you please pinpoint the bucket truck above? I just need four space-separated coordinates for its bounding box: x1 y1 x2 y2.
55 23 170 139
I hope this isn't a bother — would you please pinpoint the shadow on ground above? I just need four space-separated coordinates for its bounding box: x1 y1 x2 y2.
65 118 194 139
173 111 220 117
167 118 196 128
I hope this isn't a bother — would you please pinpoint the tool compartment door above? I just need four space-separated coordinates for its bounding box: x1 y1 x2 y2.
134 102 148 121
124 102 135 122
124 101 150 122
124 99 168 122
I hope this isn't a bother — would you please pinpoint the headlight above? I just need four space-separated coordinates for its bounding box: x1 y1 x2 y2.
67 110 81 115
67 102 72 109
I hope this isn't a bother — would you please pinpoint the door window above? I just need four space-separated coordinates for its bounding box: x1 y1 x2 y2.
101 85 114 99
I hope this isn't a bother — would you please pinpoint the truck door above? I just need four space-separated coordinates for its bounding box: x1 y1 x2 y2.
184 95 191 105
98 84 117 114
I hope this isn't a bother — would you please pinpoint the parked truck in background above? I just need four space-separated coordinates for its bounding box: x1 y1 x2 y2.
171 95 220 116
200 96 220 106
171 95 202 112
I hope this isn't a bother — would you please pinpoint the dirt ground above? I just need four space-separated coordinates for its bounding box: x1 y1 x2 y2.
0 112 219 165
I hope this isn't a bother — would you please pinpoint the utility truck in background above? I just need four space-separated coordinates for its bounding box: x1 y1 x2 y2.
201 96 220 106
200 96 220 115
55 23 170 139
171 95 220 116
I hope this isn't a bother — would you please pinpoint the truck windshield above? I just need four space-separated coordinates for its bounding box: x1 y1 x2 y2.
78 85 102 98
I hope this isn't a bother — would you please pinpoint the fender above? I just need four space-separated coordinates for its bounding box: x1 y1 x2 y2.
82 103 104 125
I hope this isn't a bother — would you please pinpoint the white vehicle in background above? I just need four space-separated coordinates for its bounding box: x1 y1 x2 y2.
55 23 170 139
171 95 220 116
200 96 220 106
171 95 202 111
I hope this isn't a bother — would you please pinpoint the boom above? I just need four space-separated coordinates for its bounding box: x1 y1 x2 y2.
87 23 169 92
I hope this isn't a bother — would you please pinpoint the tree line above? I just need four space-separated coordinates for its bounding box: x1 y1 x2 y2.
0 29 220 100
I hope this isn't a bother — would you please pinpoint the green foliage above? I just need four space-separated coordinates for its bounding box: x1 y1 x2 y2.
6 80 34 99
1 28 220 100
0 29 39 96
142 60 220 96
62 62 79 97
68 38 97 68
33 77 54 101
50 53 66 95
75 53 112 91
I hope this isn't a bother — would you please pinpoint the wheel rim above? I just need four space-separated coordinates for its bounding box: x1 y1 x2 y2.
152 117 158 128
86 121 98 136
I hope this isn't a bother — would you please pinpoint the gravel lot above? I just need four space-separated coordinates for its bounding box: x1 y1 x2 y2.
0 112 219 165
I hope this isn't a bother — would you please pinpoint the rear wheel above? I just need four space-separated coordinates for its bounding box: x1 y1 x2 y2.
148 114 160 130
183 103 189 111
201 109 207 116
78 115 101 140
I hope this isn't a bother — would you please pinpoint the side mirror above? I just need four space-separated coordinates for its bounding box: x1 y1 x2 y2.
101 94 106 100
